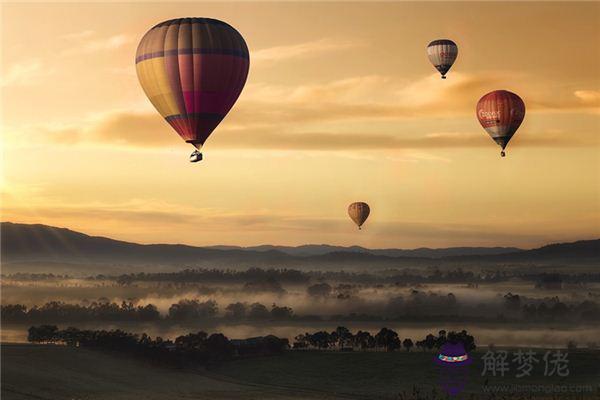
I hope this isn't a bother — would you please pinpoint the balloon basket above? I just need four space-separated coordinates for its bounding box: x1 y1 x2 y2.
190 150 203 163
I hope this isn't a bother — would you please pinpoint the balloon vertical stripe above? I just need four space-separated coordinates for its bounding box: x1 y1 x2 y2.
136 18 249 149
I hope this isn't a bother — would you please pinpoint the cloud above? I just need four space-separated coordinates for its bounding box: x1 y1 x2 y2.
88 112 176 147
252 38 360 64
7 72 598 151
83 34 132 52
61 30 95 41
235 73 600 126
220 73 500 129
24 109 596 152
1 200 336 237
574 90 600 105
1 60 54 87
60 33 133 55
9 112 177 148
213 130 488 150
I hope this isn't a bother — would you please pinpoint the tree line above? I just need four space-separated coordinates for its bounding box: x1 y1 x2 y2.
293 327 476 353
26 324 474 364
502 293 600 321
1 299 296 323
3 293 599 324
27 325 289 367
7 268 599 285
109 269 600 285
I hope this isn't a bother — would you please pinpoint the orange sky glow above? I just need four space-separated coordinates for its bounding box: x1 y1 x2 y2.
1 2 599 248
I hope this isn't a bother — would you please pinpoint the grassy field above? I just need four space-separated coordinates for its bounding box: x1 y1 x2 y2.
1 344 314 400
210 350 600 399
2 344 600 399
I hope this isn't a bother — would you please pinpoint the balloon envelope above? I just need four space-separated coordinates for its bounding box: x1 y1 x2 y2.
348 202 370 229
476 90 525 155
427 39 458 78
136 18 249 150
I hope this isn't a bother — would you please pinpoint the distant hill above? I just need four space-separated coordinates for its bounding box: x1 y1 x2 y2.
207 244 521 258
1 222 598 274
0 222 292 269
448 239 600 263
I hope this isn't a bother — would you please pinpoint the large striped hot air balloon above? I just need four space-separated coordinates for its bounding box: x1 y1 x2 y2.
476 90 526 157
136 18 249 162
348 202 370 230
427 39 458 79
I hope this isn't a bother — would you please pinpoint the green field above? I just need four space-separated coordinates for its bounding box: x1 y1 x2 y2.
2 344 600 399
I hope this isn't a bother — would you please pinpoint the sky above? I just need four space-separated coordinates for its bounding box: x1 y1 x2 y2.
1 1 599 248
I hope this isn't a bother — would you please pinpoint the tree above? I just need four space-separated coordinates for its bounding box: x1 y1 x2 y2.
263 335 289 354
248 303 270 320
307 283 332 297
28 325 58 343
293 333 309 349
403 338 414 352
206 333 234 360
175 331 208 350
225 302 247 320
116 275 135 286
353 331 375 350
334 326 353 348
503 293 521 311
375 328 400 352
425 334 436 351
59 326 83 346
435 330 447 349
1 304 28 322
168 300 217 321
452 330 476 352
309 331 331 349
271 304 294 320
138 304 160 320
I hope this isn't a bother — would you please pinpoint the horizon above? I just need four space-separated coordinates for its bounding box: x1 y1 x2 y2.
2 2 599 249
4 220 599 251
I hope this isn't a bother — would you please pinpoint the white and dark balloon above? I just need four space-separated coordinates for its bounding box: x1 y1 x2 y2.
427 39 458 79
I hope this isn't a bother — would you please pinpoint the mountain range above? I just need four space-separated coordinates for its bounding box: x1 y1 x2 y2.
206 244 521 258
1 222 598 274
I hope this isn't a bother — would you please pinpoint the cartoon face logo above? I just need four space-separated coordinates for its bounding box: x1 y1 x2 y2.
434 342 473 396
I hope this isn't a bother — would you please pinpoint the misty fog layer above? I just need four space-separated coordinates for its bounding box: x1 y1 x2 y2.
2 269 600 348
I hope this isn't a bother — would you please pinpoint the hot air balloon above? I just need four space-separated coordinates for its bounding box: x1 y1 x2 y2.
427 39 458 79
348 202 370 230
135 18 249 162
476 90 525 157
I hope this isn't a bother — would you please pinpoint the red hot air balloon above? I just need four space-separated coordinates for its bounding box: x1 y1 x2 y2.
476 90 525 157
136 18 249 162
